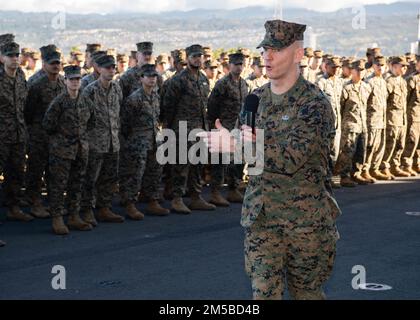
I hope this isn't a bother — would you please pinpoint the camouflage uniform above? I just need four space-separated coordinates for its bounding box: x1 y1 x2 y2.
364 72 388 172
161 67 210 198
81 72 99 91
317 72 344 164
336 75 371 179
207 72 249 190
81 79 122 211
382 72 408 170
0 43 28 207
42 91 95 217
119 85 162 205
246 73 269 93
243 20 340 300
24 72 66 201
402 70 420 169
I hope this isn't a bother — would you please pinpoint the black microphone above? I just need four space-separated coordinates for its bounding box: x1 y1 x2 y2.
244 94 259 131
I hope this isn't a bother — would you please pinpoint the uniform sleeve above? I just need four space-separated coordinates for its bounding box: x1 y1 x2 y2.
270 99 333 175
207 80 224 128
120 96 136 138
161 77 181 127
386 78 394 94
42 97 62 134
24 82 40 125
85 95 96 132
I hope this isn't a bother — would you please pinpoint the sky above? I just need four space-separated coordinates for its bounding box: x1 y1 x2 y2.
0 0 418 14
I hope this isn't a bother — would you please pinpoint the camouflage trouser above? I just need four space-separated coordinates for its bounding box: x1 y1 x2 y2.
364 128 386 171
335 130 366 178
81 150 119 210
244 206 337 300
210 152 241 190
0 142 26 207
49 152 88 217
26 124 49 200
381 125 407 169
119 144 162 205
171 164 202 197
401 122 420 168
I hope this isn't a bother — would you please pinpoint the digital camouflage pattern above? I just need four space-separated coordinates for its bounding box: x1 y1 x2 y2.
43 92 95 217
241 75 340 300
119 86 162 205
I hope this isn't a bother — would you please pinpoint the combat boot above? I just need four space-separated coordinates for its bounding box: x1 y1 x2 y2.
67 214 92 231
226 189 244 203
413 166 420 174
352 173 369 185
97 207 125 223
189 195 216 211
370 170 391 181
81 208 98 227
124 203 144 221
238 181 248 193
390 166 411 178
146 200 170 216
51 216 69 235
209 189 230 207
171 197 191 214
7 206 34 222
30 198 50 219
340 176 357 188
361 171 376 183
403 166 418 177
381 168 396 180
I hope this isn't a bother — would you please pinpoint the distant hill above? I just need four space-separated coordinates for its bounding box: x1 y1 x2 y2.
0 1 418 57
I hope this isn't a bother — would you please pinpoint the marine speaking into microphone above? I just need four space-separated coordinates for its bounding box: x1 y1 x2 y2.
200 19 341 300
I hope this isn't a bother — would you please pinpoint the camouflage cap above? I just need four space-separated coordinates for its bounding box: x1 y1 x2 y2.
257 19 306 49
117 53 128 63
91 50 107 63
313 50 323 58
373 55 386 66
0 34 15 47
341 57 354 68
237 48 251 57
322 54 333 63
96 54 116 68
350 59 366 71
229 52 245 65
252 56 265 67
367 47 381 57
204 60 218 69
63 65 82 79
139 63 159 77
106 48 117 57
71 51 84 62
304 47 314 57
86 43 102 53
40 45 61 64
203 46 212 56
136 42 153 53
390 56 409 66
21 47 32 56
40 44 59 58
0 42 20 56
156 53 169 65
326 56 342 67
186 44 203 57
172 49 187 64
299 56 309 67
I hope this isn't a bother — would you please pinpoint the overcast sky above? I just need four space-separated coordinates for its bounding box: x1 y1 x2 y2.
1 0 418 14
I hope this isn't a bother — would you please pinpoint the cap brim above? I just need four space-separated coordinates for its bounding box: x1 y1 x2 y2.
67 74 82 79
143 72 159 77
46 58 61 64
99 62 116 68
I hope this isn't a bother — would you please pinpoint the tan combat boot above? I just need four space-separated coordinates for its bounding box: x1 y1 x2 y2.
209 189 230 207
146 200 170 216
390 166 411 178
171 197 192 214
381 168 396 180
30 198 50 219
352 173 369 185
370 170 391 181
340 176 357 188
7 206 34 222
97 207 125 223
226 189 244 203
413 166 420 174
361 171 376 184
189 194 216 211
124 203 144 221
67 214 92 231
404 166 418 177
51 216 69 235
81 208 98 227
